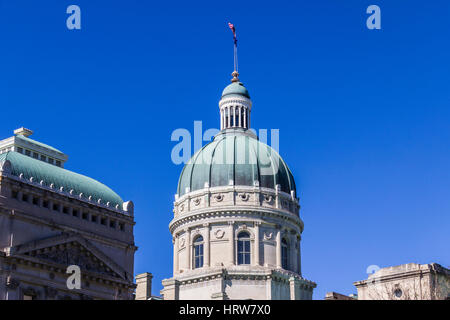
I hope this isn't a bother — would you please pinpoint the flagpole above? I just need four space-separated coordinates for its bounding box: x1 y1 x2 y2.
229 22 239 82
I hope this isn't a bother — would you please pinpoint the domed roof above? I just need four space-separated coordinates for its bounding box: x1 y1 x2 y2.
221 82 250 99
177 131 296 197
0 151 123 207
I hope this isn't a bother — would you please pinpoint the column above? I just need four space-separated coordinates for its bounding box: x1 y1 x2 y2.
243 108 247 128
204 224 210 267
238 107 242 127
290 232 296 272
254 222 260 266
228 222 234 266
276 227 282 269
173 235 179 274
227 106 231 128
185 228 191 270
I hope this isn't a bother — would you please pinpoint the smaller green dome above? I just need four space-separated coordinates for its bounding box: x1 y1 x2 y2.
221 82 250 99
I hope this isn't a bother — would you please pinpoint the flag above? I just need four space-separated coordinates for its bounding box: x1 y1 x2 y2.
228 22 237 44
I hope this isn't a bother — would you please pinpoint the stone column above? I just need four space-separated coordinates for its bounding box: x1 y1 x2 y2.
238 106 242 127
243 108 247 128
276 227 282 269
227 106 231 128
204 223 210 267
290 232 296 272
173 235 179 274
185 228 191 270
228 222 234 266
254 222 260 266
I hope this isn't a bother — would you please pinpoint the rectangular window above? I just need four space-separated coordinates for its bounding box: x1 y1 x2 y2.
119 223 125 232
91 215 98 223
33 152 38 159
100 218 107 226
40 155 47 162
22 194 28 202
82 212 88 220
42 200 49 208
109 220 116 228
72 209 79 217
56 160 61 167
63 206 69 214
48 158 54 164
53 203 59 211
25 150 31 156
12 190 18 199
17 147 23 154
32 197 39 206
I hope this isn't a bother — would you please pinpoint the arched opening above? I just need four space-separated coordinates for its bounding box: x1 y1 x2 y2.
281 238 289 270
237 232 251 265
193 235 204 269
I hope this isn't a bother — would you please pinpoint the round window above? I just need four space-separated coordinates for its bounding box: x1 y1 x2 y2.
394 288 403 298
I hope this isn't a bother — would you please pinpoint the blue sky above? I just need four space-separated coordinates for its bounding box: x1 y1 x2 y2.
1 0 449 299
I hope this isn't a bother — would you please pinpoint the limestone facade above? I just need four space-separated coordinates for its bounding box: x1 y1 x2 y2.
0 129 136 300
354 263 449 300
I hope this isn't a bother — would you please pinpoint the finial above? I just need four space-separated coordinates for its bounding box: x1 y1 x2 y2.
231 71 239 83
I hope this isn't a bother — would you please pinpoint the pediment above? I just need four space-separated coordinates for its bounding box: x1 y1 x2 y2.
10 233 129 281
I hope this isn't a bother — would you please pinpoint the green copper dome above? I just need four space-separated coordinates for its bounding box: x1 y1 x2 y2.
0 151 123 207
177 131 296 197
221 82 250 99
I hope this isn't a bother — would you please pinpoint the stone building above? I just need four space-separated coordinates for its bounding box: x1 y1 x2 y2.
160 71 316 300
0 128 136 300
354 263 449 300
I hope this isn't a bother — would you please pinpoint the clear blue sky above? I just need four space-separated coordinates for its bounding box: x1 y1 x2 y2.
1 0 449 299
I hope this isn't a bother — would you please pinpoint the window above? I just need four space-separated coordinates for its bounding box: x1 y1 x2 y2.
25 149 31 156
53 203 59 211
281 238 289 270
82 212 88 220
56 160 61 167
33 152 38 159
73 209 79 217
48 158 54 165
12 191 18 199
237 232 251 265
40 155 47 162
32 196 39 206
63 206 69 214
109 220 116 229
42 200 49 208
101 218 106 225
22 194 29 202
193 235 204 269
119 223 125 232
17 147 23 154
91 215 98 223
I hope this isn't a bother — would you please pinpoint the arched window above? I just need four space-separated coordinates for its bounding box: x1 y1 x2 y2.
281 238 289 270
193 235 204 269
237 232 251 265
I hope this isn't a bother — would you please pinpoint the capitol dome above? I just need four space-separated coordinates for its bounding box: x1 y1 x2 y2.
177 130 296 197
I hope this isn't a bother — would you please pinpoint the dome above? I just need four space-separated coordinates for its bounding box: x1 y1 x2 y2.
177 131 296 197
0 151 123 207
221 82 250 99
